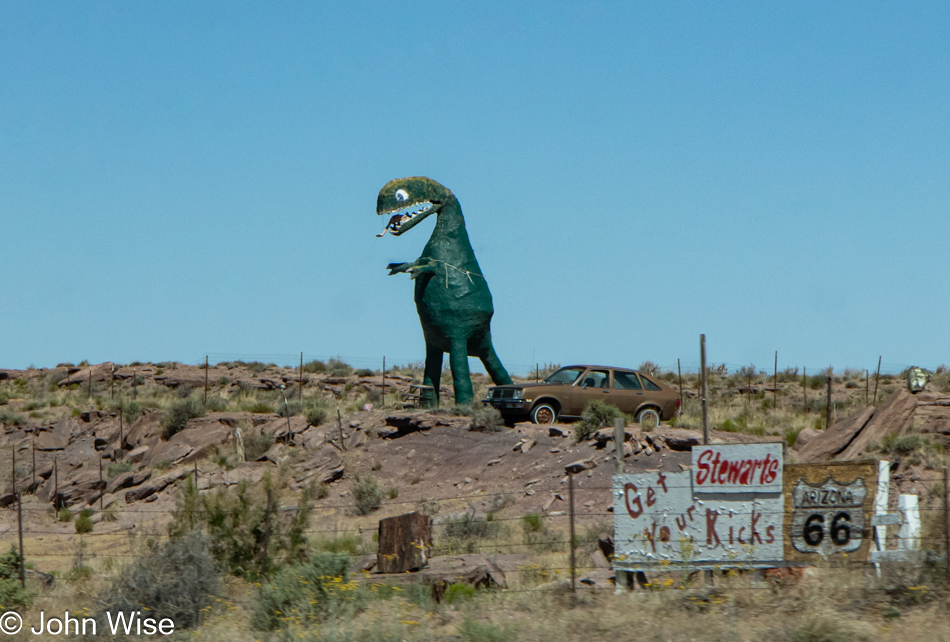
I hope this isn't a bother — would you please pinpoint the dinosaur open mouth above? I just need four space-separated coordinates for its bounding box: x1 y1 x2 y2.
376 201 434 237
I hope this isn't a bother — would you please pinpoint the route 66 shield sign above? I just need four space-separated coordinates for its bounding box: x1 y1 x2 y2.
790 477 867 556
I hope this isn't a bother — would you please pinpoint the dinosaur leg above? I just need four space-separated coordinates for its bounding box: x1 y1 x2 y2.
449 340 474 406
422 343 443 408
471 330 513 386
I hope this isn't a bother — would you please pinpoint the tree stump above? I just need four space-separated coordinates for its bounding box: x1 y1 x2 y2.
377 512 432 573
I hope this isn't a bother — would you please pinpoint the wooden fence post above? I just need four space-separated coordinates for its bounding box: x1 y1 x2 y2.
700 335 708 445
17 490 25 588
802 367 807 409
568 472 576 594
943 467 949 583
338 409 346 451
614 417 625 473
773 351 778 412
677 358 683 411
826 368 833 429
873 356 882 404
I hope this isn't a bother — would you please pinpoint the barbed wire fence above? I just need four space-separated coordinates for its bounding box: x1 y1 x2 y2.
5 472 950 595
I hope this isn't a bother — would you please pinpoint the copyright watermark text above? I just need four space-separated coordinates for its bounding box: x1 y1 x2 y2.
0 611 174 636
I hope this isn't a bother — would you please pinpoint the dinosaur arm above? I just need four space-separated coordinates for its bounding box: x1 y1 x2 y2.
387 257 437 278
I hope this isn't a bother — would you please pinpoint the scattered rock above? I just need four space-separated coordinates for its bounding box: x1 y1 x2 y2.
792 427 822 451
520 439 535 453
35 432 68 451
127 446 149 464
564 458 595 474
661 429 702 451
549 426 569 438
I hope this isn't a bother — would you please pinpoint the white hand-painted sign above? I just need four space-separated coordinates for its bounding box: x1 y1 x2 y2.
612 470 784 568
691 443 783 493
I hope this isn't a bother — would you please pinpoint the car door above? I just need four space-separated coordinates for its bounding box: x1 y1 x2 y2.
637 372 671 416
567 368 611 415
610 370 644 413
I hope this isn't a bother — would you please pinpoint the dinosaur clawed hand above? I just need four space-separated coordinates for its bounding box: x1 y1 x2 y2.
386 262 410 275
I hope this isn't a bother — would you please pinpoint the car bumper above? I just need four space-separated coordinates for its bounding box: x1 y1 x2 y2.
482 398 530 414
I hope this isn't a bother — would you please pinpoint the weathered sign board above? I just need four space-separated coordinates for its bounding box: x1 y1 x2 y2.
613 445 785 569
783 460 880 562
613 444 884 571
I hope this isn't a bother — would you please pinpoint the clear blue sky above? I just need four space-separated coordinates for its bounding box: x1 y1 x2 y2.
2 2 948 375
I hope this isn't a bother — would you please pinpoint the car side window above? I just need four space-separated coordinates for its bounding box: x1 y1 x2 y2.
640 375 662 391
613 372 642 390
580 370 609 389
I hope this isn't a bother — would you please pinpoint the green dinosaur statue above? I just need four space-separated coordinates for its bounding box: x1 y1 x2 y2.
376 176 513 406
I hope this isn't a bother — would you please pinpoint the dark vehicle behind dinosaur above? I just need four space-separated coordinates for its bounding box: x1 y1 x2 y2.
483 365 679 426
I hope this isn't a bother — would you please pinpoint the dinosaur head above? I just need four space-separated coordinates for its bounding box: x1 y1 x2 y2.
376 176 453 237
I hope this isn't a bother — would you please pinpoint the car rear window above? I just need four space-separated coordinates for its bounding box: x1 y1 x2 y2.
640 375 662 391
613 371 642 390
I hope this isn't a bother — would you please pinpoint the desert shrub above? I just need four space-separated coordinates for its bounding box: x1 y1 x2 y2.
0 410 26 426
457 617 516 642
439 510 498 554
243 400 274 414
486 493 515 520
365 386 383 405
75 508 94 534
245 361 268 374
876 432 943 467
241 425 274 461
304 401 329 426
328 357 353 376
444 582 476 604
113 399 144 424
168 476 313 579
313 534 361 555
250 552 352 631
302 360 328 374
785 425 805 448
107 460 133 479
521 512 562 553
204 395 228 412
0 390 8 405
97 532 220 630
160 397 205 440
521 512 544 533
353 476 383 515
575 400 622 442
355 368 374 377
277 400 302 418
0 545 32 609
638 361 660 376
785 612 876 642
58 507 74 523
470 404 502 432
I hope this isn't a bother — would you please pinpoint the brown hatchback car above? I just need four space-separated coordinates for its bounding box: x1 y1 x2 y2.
483 365 680 425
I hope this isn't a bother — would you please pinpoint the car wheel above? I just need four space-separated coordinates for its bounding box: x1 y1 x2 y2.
636 407 660 429
531 403 558 425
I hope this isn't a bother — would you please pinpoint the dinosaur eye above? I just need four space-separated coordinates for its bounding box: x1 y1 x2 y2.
394 189 409 202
